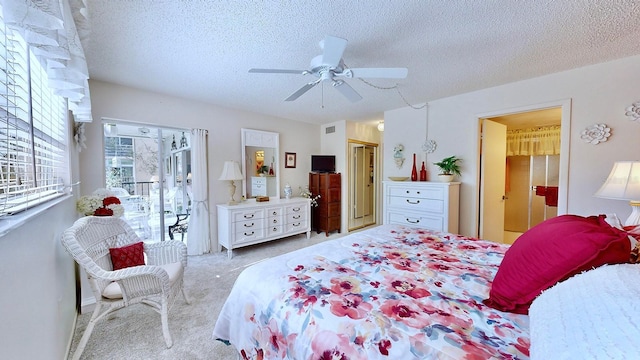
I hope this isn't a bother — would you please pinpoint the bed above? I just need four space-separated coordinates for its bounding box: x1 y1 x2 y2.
213 224 530 359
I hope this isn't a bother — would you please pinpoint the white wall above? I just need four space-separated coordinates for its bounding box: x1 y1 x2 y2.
384 55 640 237
383 105 429 179
0 198 78 359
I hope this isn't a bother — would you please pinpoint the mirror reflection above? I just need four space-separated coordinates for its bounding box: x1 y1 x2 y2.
245 146 277 198
241 129 280 199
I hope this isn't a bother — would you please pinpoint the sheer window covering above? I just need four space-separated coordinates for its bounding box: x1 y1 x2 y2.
506 126 561 156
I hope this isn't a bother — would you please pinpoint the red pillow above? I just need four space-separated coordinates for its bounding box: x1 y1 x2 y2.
109 242 145 270
483 214 631 314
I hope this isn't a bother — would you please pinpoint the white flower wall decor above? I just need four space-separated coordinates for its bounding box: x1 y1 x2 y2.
625 101 640 122
581 123 611 145
393 144 405 169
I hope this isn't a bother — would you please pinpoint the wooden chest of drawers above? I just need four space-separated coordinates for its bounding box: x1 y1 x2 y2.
309 172 341 236
382 181 460 233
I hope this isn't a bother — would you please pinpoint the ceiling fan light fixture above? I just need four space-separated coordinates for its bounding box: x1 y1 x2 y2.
377 121 384 132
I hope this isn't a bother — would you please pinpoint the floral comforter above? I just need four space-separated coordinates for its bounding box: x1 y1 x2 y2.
213 225 529 359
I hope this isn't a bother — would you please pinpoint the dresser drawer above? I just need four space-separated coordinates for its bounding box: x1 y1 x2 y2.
285 220 308 233
232 209 265 222
286 204 307 215
319 187 341 202
233 227 266 244
388 196 443 213
233 218 261 233
387 212 443 231
267 207 284 217
266 224 283 236
388 186 444 200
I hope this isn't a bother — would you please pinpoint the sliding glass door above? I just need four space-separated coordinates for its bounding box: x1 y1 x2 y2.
103 121 191 242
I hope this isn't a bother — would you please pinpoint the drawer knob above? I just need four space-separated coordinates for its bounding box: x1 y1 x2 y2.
406 218 420 224
243 222 254 227
293 215 300 219
273 227 277 231
272 219 278 223
244 231 254 236
244 214 254 219
292 222 300 227
293 207 300 212
406 199 421 204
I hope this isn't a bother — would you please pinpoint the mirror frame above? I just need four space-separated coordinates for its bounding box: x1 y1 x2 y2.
241 128 280 199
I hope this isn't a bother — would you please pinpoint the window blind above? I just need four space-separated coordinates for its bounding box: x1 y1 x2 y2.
0 16 68 216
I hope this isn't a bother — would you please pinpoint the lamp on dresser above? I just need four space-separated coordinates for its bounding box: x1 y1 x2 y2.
219 161 244 205
595 161 640 226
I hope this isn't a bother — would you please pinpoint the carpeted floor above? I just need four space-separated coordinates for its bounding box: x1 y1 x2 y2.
68 230 348 359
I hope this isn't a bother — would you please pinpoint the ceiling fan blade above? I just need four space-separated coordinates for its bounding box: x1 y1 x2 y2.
333 80 362 102
321 35 348 68
347 67 408 79
285 80 320 101
249 68 307 74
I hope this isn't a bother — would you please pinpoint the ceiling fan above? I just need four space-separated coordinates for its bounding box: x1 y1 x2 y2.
249 35 408 102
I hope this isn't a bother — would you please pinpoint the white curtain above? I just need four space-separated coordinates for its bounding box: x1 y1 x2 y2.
506 126 561 156
0 0 92 122
187 128 210 255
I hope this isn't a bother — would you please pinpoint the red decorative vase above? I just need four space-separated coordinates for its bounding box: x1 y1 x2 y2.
411 153 418 181
420 161 427 181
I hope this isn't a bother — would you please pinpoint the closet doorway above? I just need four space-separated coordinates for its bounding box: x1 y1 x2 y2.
348 140 378 231
478 101 570 244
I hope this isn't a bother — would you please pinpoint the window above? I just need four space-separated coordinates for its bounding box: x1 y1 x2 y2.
0 16 68 216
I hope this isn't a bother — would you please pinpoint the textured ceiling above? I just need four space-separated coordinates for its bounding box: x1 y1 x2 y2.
84 1 640 125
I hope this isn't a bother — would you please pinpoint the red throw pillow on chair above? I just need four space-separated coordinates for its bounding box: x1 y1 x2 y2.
109 242 145 270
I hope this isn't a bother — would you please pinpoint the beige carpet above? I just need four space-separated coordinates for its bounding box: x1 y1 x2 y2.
68 230 348 359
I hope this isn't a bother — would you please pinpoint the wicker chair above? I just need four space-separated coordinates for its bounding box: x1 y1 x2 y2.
62 216 189 360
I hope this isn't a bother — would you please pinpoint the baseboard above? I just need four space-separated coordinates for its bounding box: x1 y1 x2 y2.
80 295 96 314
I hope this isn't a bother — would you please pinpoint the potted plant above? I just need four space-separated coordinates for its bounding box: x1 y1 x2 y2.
434 155 461 182
258 165 270 176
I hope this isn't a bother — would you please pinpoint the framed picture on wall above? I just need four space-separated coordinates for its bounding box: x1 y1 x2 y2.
285 152 296 168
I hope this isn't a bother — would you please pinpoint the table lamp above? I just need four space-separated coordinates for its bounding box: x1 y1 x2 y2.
219 161 243 205
594 161 640 226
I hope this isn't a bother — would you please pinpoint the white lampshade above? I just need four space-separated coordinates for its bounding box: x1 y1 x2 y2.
377 121 384 132
595 161 640 200
218 161 244 181
595 161 640 226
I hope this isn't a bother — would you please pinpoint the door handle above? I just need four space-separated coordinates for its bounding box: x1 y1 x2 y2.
502 195 508 200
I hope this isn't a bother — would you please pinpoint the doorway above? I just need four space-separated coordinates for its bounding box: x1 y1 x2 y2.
348 140 378 231
102 120 192 242
478 101 570 244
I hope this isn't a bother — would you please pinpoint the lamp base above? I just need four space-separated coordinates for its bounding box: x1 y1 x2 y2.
227 180 238 205
624 201 640 226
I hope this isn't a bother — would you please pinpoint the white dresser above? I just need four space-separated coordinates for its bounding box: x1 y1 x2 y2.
217 197 311 258
382 181 460 233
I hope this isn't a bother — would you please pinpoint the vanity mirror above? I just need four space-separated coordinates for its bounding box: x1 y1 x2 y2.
241 128 280 199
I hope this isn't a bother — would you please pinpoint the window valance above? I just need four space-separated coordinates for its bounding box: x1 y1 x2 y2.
506 125 561 156
0 0 92 122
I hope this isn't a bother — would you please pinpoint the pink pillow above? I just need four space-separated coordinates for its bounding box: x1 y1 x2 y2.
109 242 145 270
483 214 631 314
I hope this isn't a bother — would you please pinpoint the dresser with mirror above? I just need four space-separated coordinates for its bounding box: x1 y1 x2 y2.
217 128 311 258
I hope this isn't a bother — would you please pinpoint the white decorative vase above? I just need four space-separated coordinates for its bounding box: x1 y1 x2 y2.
284 183 292 199
438 174 454 182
